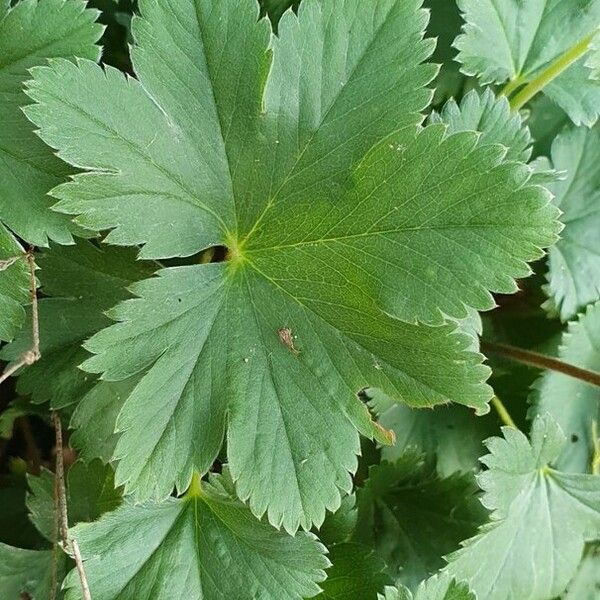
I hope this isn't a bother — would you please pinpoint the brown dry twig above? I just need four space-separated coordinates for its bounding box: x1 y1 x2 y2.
0 250 40 385
52 412 92 600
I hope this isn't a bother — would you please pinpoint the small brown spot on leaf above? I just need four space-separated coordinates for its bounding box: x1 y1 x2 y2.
278 327 299 356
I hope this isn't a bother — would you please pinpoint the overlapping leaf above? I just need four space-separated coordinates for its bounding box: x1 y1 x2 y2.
0 241 153 407
530 302 600 473
380 574 475 600
23 0 559 532
353 454 487 589
445 415 600 600
0 0 102 343
63 470 328 600
455 0 600 125
544 125 600 320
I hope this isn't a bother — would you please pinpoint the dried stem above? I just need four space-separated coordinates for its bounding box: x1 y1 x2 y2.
592 420 600 476
52 412 92 600
0 250 40 385
481 340 600 387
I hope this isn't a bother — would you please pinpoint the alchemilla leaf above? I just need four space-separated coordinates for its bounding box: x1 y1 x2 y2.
63 471 328 600
445 414 600 600
24 0 559 532
0 0 102 245
455 0 600 125
544 125 600 320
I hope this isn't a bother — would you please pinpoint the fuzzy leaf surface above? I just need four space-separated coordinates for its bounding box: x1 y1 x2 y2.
445 415 600 600
63 471 328 600
455 0 600 125
545 125 600 319
24 0 559 532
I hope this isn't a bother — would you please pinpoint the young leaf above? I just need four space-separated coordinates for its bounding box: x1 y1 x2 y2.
315 543 391 599
544 125 600 320
445 415 600 600
530 302 600 473
63 471 329 600
455 0 600 125
23 0 560 532
0 0 102 245
0 224 29 342
0 241 154 407
353 453 487 589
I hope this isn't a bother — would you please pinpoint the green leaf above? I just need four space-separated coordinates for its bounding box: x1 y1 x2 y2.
63 470 329 600
455 0 600 125
0 0 102 246
429 88 532 161
423 0 466 105
24 0 560 532
562 544 600 599
315 543 391 599
70 377 140 463
27 459 122 543
353 454 487 589
445 414 600 600
370 390 497 477
0 224 29 343
527 95 570 158
381 574 476 600
530 302 600 473
0 543 54 600
0 241 154 407
544 125 600 320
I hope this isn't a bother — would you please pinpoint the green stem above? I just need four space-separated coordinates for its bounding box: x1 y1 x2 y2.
592 420 600 476
510 32 596 112
499 76 524 98
491 396 517 429
481 340 600 387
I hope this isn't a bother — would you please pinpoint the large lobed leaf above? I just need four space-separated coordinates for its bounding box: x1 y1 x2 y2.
23 0 560 532
63 471 328 600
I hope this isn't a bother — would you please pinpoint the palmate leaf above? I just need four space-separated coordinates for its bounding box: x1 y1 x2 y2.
455 0 600 126
24 0 559 532
445 415 600 600
544 125 600 320
353 453 487 589
63 470 328 600
530 302 600 473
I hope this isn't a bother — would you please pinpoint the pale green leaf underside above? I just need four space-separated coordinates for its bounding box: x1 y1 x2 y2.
24 0 559 532
63 472 328 600
455 0 600 125
0 0 102 246
545 125 600 320
445 415 600 600
531 302 600 473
